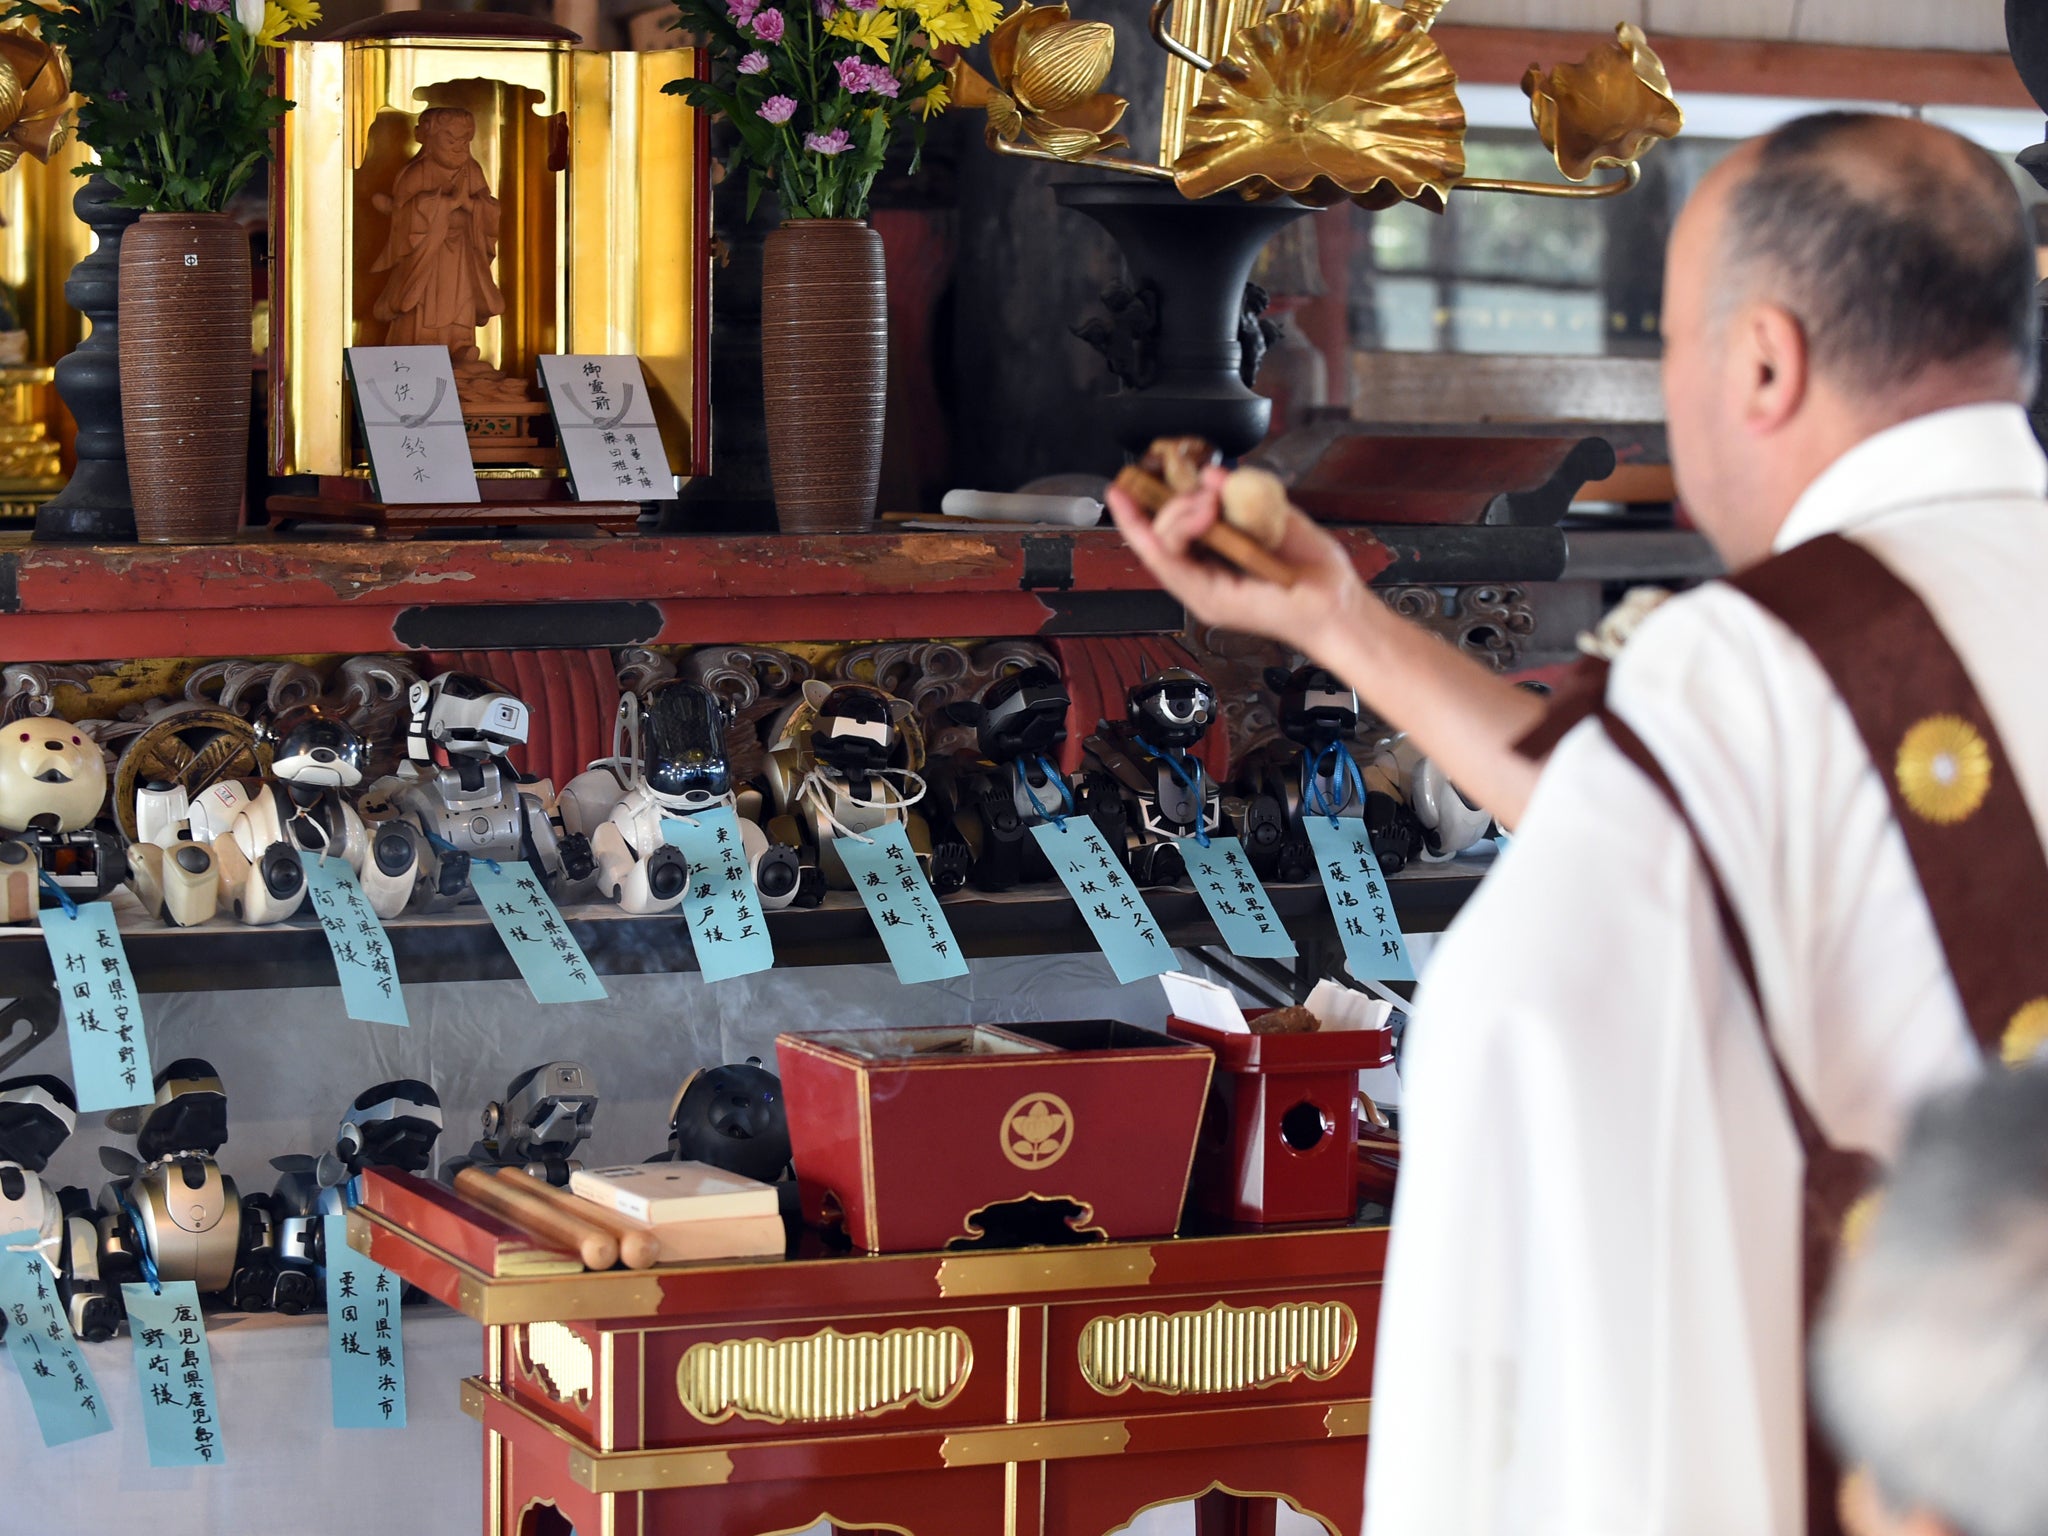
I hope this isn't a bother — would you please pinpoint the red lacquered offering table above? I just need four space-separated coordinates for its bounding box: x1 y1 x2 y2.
349 1173 1382 1536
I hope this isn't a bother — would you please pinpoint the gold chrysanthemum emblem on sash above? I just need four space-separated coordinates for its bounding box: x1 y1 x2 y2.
2001 998 2048 1066
1895 714 1992 825
1839 1191 1882 1256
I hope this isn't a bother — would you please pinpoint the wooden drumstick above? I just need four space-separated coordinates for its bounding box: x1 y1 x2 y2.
497 1170 661 1271
452 1166 619 1271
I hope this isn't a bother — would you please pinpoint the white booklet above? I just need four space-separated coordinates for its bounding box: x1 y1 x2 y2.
537 354 672 502
569 1161 780 1225
345 345 481 505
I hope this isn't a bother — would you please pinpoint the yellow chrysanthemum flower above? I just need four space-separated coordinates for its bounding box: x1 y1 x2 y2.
952 0 1003 41
824 6 899 59
912 57 951 117
258 0 320 43
919 4 988 46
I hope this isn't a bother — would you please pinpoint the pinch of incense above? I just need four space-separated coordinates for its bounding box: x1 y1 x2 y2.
1112 467 1301 589
452 1166 619 1271
500 1170 661 1271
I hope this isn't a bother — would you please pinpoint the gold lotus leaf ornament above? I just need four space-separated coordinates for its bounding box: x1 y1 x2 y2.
951 2 1129 161
1173 0 1465 210
1522 22 1682 182
0 28 71 174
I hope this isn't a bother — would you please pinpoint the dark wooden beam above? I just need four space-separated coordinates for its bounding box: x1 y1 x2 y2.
1434 25 2034 112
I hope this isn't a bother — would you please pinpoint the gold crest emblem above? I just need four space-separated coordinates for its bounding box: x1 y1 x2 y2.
2002 998 2048 1067
1895 714 1992 825
1002 1093 1074 1169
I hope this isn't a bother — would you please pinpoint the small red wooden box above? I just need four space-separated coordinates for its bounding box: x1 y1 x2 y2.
777 1020 1213 1253
1168 1014 1393 1226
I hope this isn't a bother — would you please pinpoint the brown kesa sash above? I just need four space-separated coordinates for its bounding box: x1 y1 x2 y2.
1514 531 2048 1536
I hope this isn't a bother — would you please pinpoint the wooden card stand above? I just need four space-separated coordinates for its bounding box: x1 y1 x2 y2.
269 475 643 537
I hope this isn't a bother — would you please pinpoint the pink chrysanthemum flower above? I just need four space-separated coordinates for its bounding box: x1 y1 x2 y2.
804 128 851 155
738 49 770 73
751 7 785 41
758 94 798 124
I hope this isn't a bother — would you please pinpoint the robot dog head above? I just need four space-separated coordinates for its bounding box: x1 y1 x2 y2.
266 706 366 790
105 1058 229 1164
0 1075 76 1172
1267 665 1360 749
409 673 529 762
336 1078 444 1178
800 682 914 779
957 667 1069 764
484 1062 597 1166
1126 669 1217 754
0 721 106 833
642 681 734 805
666 1059 790 1184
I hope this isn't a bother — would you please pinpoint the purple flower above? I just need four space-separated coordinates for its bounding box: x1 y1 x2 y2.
758 94 797 124
180 28 210 52
834 56 899 97
176 0 232 12
815 0 836 15
738 49 769 73
865 67 899 98
751 7 784 42
845 0 879 12
804 128 851 155
727 0 760 21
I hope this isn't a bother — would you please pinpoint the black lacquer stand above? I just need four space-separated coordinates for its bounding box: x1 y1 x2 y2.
35 176 139 543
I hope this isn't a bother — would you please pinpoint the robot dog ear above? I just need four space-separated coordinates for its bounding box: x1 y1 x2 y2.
944 701 986 728
1264 667 1293 695
801 679 834 709
99 1146 143 1178
886 698 915 723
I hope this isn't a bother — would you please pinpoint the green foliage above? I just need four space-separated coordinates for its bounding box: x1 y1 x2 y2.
16 0 291 213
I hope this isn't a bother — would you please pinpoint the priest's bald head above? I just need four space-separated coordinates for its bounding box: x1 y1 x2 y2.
1661 112 2039 568
1815 1062 2048 1536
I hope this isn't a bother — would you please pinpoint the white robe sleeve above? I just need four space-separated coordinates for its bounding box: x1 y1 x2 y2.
1363 715 1805 1536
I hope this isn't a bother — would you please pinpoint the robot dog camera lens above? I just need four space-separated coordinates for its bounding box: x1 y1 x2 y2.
174 846 210 874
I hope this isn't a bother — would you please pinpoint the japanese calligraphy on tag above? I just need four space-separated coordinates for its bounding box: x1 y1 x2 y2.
345 345 479 505
299 852 408 1027
836 821 968 985
1179 835 1297 960
1030 820 1176 985
468 862 607 1003
39 901 152 1113
0 1229 110 1447
660 808 774 984
1305 817 1415 982
324 1212 406 1428
537 355 672 502
121 1281 222 1467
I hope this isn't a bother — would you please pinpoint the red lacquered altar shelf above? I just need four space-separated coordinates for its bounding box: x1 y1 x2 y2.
0 525 1577 662
350 1170 1385 1536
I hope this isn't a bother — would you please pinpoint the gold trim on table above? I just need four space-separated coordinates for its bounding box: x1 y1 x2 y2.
676 1325 974 1425
940 1418 1131 1466
1077 1299 1358 1396
936 1244 1157 1298
518 1321 596 1409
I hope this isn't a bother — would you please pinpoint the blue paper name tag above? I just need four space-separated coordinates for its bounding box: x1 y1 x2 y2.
1179 835 1297 959
299 852 409 1027
660 808 775 984
0 1229 111 1447
837 821 968 985
324 1212 406 1428
468 862 607 1003
1304 816 1415 982
39 900 152 1113
122 1280 224 1467
1031 820 1176 985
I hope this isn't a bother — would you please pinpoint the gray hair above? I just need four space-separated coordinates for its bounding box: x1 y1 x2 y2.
1815 1063 2048 1536
1722 112 2040 394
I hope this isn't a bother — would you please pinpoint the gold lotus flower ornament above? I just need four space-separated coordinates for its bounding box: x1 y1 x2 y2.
1523 22 1682 182
0 28 71 174
1174 0 1465 210
951 2 1130 161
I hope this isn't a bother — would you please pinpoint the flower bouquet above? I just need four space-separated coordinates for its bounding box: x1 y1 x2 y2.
20 0 319 212
666 0 999 220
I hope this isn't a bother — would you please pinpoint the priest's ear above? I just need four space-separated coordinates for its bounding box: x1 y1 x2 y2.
1738 301 1810 437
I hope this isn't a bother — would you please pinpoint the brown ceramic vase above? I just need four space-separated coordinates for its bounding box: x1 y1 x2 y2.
118 213 252 543
760 218 886 533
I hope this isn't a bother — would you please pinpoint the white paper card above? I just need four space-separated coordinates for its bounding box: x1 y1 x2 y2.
1158 971 1250 1033
345 346 480 505
538 355 671 502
